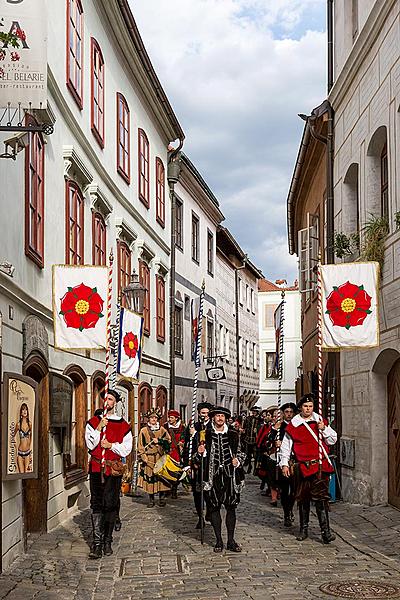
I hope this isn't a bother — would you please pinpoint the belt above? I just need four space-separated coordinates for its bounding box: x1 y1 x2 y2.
300 459 320 468
91 456 121 467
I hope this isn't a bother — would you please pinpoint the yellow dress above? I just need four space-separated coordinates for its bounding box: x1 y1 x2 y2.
137 425 171 494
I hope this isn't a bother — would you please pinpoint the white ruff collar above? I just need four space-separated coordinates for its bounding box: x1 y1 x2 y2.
291 412 322 428
212 423 228 434
149 423 160 431
169 420 181 429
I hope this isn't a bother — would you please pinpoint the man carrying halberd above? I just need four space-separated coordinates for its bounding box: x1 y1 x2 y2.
280 393 337 544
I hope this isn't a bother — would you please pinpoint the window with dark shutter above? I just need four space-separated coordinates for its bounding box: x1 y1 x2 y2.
67 0 84 108
138 129 150 207
25 122 45 267
91 38 105 148
65 181 84 265
117 93 130 183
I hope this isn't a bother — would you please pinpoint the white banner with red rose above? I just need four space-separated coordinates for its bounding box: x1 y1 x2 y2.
321 262 379 350
53 265 108 350
116 307 144 381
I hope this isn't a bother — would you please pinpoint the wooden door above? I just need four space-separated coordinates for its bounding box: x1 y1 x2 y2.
388 359 400 509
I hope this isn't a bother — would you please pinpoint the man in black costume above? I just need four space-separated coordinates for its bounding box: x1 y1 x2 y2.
243 407 261 474
194 406 245 552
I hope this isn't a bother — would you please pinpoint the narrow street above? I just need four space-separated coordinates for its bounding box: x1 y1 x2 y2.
2 477 400 600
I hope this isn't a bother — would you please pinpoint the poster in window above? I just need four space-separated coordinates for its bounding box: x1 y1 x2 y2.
2 373 39 480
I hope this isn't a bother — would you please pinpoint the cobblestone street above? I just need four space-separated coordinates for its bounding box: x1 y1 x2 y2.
1 477 400 600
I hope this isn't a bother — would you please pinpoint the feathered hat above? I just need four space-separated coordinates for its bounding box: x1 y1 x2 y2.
145 406 163 419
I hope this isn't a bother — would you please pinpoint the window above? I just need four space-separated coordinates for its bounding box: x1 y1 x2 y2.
138 129 150 207
266 352 278 379
253 343 257 370
225 329 230 361
175 304 183 356
67 0 83 108
139 260 151 335
117 241 131 304
264 304 278 328
251 289 255 313
184 295 190 321
207 230 214 275
116 93 130 183
381 143 388 220
352 0 358 41
91 38 105 147
175 198 183 249
179 404 187 423
156 158 165 226
25 127 44 267
65 181 84 265
63 366 87 484
246 285 250 311
92 212 106 266
192 212 199 263
245 340 250 368
298 212 319 294
156 275 165 342
238 337 243 366
239 279 244 305
207 320 214 363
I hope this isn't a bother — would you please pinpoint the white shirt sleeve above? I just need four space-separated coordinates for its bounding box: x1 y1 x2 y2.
111 431 133 458
85 422 100 451
322 424 337 446
279 432 293 467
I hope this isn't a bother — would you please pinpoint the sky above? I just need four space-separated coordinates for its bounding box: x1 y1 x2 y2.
131 0 327 283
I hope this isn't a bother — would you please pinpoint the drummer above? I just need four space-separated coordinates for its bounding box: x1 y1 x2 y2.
165 409 185 499
137 407 171 508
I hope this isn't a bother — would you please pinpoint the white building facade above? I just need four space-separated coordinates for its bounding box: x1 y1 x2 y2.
173 154 224 422
0 0 183 569
258 280 301 410
331 0 400 505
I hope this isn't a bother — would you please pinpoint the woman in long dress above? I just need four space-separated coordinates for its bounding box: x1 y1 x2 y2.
138 407 171 507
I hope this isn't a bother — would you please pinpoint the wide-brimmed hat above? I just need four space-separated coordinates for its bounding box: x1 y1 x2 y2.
145 406 163 419
209 406 231 419
168 409 180 419
197 401 214 412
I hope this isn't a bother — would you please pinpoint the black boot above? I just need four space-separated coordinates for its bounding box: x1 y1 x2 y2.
171 486 178 499
210 509 223 552
296 501 309 541
158 492 166 507
103 512 116 556
114 515 122 532
283 509 292 527
316 501 336 544
147 494 155 508
89 512 103 559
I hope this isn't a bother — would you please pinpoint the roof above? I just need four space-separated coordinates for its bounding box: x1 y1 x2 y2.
181 153 221 209
258 279 298 292
216 226 264 279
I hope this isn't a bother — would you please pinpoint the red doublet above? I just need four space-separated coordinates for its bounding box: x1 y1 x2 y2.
87 416 131 476
285 419 334 478
167 423 184 462
256 423 271 450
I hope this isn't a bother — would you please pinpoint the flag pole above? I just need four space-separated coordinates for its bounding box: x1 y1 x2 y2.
101 249 114 479
188 280 205 464
277 290 286 410
317 254 323 476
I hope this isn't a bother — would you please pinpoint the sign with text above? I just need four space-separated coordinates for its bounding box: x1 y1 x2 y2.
2 372 39 480
0 0 47 108
206 366 226 381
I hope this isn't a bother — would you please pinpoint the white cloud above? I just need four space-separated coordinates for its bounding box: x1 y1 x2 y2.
131 0 326 281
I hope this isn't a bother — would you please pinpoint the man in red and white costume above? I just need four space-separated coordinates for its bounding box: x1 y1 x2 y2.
165 409 185 499
85 389 132 559
280 393 336 544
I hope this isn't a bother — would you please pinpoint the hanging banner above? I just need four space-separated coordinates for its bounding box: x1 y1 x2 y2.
273 301 283 374
53 265 108 350
321 262 379 350
0 0 47 108
116 307 144 381
191 296 200 365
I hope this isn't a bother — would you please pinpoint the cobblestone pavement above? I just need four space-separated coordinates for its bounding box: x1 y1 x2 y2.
1 477 400 600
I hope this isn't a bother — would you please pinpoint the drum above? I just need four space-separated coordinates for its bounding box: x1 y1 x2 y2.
153 455 183 487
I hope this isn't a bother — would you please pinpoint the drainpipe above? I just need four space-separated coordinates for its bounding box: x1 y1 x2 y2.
327 0 334 94
167 143 183 409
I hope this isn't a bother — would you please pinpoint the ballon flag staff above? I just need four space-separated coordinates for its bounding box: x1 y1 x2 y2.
276 290 286 410
317 256 324 476
188 280 206 463
101 250 114 481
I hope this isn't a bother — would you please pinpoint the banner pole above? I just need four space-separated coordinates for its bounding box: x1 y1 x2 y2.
277 290 286 410
317 255 323 477
188 280 205 464
101 249 114 478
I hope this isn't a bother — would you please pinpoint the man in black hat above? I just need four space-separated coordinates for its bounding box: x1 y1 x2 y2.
281 393 336 544
243 406 262 474
182 401 214 529
194 406 245 552
268 402 297 526
85 389 132 558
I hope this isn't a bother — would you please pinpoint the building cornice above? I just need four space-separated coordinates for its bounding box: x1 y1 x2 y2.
48 68 170 257
328 0 397 109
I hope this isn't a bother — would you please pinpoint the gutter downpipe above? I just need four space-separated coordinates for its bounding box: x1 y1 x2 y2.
168 141 184 409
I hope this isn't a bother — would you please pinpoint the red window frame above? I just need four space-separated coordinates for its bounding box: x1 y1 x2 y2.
117 241 131 306
156 158 165 226
66 0 84 109
138 129 150 207
156 275 165 342
139 260 151 335
65 181 84 265
91 38 105 148
117 93 130 183
25 124 45 268
92 212 106 266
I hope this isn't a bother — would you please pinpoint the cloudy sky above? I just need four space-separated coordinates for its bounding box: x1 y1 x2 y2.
132 0 327 283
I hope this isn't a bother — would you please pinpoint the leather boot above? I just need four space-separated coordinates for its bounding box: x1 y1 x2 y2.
103 511 116 556
283 509 292 527
316 501 336 544
296 501 309 541
89 512 103 559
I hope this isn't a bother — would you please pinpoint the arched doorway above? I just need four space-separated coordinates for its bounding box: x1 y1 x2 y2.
156 385 167 423
64 365 87 484
388 358 400 508
138 382 152 426
23 352 49 534
91 371 105 415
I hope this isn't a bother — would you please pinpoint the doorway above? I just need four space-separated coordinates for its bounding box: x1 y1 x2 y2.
388 358 400 509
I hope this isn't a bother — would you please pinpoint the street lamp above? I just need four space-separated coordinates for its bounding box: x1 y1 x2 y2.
122 269 146 314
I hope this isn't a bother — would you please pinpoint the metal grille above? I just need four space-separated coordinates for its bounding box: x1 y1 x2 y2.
320 581 400 598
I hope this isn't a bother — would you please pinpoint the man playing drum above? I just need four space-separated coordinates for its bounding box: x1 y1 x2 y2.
165 409 185 499
137 407 171 507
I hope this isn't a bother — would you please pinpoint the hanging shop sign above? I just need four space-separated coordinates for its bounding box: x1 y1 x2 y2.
2 372 38 480
206 366 226 382
0 0 47 108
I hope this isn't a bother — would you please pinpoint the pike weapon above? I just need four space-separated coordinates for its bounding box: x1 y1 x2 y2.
199 425 206 545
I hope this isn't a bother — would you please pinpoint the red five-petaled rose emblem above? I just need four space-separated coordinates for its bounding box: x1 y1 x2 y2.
326 281 372 329
60 283 104 331
123 331 139 359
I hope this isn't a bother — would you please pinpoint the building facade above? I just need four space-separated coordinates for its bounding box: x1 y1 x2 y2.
173 154 224 422
0 0 183 570
216 227 262 415
258 280 301 409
